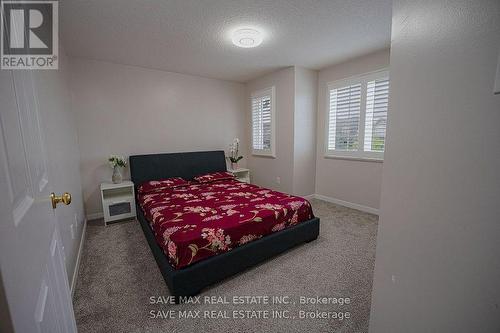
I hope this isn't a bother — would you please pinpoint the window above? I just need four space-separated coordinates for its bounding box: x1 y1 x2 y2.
327 83 361 151
364 77 389 152
251 87 275 157
326 70 389 160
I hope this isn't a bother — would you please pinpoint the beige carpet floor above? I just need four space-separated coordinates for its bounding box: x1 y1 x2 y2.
73 199 378 333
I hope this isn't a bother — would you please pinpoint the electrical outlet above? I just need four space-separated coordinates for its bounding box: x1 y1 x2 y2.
276 176 281 184
70 224 75 239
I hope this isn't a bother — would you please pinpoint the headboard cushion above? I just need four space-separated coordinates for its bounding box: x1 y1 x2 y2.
129 150 227 187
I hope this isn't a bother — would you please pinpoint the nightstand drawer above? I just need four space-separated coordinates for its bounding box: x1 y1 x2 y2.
109 201 132 216
103 198 136 222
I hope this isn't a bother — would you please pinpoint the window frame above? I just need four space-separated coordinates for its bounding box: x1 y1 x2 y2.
325 69 389 161
251 86 276 158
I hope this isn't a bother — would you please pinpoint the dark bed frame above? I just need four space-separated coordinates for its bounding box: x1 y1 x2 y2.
130 150 320 301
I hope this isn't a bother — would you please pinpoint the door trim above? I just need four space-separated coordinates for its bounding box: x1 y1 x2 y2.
71 219 87 297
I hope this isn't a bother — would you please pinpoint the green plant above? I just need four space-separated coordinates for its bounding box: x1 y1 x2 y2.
108 155 127 168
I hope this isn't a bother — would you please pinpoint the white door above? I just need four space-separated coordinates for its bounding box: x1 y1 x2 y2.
0 69 76 332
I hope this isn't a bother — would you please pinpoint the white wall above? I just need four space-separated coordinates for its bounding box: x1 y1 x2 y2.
245 67 296 194
370 1 500 332
293 67 318 196
70 58 247 217
34 47 85 284
245 66 318 196
315 49 390 211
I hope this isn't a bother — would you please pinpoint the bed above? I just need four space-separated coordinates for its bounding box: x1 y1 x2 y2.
130 150 320 300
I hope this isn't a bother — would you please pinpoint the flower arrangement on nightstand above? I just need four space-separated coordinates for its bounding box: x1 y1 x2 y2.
227 138 243 170
108 155 127 184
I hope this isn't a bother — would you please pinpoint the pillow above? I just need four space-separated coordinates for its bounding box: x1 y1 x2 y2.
137 177 189 194
194 171 235 183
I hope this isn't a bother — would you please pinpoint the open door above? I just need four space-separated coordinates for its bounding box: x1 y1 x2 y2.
0 69 77 332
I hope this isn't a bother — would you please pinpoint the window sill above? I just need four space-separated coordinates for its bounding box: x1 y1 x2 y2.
324 155 383 163
252 153 276 159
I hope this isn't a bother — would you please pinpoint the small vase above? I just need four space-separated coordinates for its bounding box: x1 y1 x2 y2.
112 166 122 184
230 162 238 170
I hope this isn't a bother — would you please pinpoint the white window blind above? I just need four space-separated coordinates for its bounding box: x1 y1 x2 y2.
364 78 389 152
328 84 361 151
251 87 275 156
326 70 389 160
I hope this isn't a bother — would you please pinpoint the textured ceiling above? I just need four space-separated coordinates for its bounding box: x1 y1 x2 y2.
60 0 391 82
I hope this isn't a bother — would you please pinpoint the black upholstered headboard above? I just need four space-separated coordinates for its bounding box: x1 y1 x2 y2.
129 150 227 187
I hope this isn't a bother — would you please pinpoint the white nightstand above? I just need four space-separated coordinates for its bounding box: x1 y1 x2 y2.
228 168 250 183
100 181 136 225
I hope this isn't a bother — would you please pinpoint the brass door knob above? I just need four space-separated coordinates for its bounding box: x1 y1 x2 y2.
50 192 72 209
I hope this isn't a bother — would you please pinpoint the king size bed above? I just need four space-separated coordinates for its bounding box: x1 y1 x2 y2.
130 150 320 301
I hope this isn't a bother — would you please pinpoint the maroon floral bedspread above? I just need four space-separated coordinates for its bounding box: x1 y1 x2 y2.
138 179 314 269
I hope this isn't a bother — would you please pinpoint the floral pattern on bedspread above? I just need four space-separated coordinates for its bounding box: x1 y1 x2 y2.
138 179 314 269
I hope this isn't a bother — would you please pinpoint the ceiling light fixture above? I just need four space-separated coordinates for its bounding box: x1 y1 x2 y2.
231 28 263 48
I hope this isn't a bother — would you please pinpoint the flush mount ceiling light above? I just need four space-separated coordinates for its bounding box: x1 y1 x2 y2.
231 28 263 48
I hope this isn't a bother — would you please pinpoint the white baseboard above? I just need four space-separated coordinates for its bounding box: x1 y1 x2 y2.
71 218 87 298
303 194 315 200
86 212 103 221
312 194 379 215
